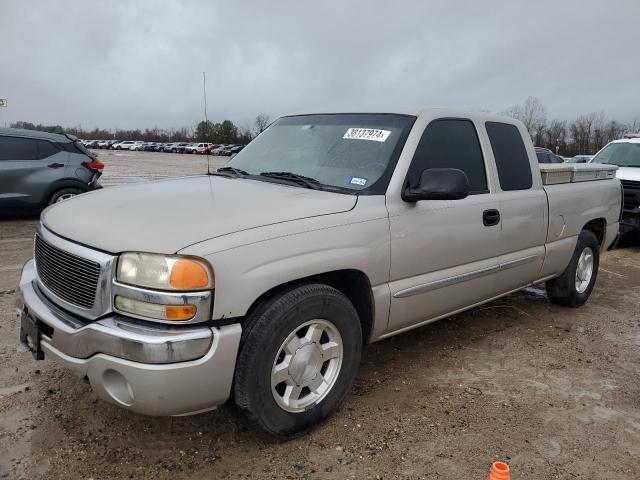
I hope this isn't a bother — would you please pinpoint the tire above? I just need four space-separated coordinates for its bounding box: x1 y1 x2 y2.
48 188 82 206
546 230 600 307
234 283 362 436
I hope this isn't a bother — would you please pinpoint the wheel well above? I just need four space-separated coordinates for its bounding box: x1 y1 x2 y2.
582 218 606 246
244 270 375 343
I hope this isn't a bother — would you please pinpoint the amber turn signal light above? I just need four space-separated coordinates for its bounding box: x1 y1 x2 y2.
170 259 212 290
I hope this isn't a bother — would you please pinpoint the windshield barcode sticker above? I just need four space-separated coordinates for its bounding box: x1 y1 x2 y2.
343 128 391 142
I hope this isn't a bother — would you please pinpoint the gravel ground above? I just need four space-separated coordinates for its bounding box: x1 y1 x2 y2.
1 151 639 479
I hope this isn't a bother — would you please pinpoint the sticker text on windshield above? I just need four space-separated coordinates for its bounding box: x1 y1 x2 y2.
343 128 391 142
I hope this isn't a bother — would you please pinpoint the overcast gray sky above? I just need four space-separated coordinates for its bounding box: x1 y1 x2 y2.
1 0 638 131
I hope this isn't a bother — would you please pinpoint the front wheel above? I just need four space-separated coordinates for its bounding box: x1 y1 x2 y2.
233 284 362 436
546 230 600 307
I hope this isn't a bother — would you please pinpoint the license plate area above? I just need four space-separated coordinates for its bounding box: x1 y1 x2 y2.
20 311 45 360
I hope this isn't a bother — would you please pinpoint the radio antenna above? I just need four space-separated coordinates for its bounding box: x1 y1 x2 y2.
203 71 212 175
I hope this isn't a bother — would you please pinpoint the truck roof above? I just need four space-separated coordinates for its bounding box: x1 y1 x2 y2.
609 136 640 144
282 107 522 125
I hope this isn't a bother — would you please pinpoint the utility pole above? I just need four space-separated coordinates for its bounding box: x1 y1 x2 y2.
203 72 208 124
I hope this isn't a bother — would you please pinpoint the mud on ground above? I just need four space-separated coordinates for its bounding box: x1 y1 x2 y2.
1 151 639 479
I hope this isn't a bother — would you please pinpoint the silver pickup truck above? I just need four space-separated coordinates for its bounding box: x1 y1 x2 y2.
17 108 622 435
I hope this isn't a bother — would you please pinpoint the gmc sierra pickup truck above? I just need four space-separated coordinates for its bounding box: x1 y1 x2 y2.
17 109 622 435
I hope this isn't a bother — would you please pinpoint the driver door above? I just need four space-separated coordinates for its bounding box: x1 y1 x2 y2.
386 118 502 334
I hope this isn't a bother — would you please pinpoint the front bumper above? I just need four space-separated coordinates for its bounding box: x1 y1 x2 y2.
17 260 242 416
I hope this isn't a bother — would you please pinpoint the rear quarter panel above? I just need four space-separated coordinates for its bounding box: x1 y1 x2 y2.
540 178 621 278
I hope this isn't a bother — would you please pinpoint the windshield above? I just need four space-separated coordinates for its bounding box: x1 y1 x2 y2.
592 142 640 167
227 114 415 193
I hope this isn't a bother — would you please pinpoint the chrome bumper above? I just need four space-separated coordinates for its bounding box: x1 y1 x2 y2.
17 260 242 416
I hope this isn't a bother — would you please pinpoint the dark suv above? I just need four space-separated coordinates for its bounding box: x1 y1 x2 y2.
0 128 103 213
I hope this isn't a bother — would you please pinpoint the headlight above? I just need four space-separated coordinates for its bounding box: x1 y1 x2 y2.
117 252 214 291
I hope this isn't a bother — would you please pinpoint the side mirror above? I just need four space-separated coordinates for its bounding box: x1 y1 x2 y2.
402 168 470 202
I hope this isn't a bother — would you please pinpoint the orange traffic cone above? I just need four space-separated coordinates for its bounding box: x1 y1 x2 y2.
488 461 510 480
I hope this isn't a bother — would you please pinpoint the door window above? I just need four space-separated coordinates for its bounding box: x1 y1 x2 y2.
0 136 38 160
485 122 533 191
406 119 488 194
36 140 60 159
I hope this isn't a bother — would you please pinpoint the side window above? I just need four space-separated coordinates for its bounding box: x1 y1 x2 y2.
407 119 488 194
36 140 60 159
536 151 550 164
0 136 38 161
486 122 533 191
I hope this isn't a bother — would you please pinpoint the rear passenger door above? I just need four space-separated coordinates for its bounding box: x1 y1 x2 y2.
387 118 503 333
0 136 66 209
484 122 547 294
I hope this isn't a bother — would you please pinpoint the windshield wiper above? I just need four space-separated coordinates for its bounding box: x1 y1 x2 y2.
211 166 249 178
259 171 321 190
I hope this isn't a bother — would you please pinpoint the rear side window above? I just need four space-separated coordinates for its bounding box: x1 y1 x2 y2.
0 136 37 160
407 119 488 193
486 122 533 191
36 140 60 159
536 151 551 164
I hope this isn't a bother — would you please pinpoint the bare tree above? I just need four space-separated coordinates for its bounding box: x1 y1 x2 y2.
254 114 270 136
503 96 547 138
545 119 567 153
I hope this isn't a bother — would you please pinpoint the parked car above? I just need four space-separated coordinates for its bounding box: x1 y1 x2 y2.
567 155 593 163
174 142 190 153
17 109 621 436
184 143 214 154
535 147 564 163
142 142 158 151
154 143 167 152
590 135 640 234
113 141 135 150
210 145 228 155
96 140 111 149
0 127 103 212
129 141 146 151
163 142 178 152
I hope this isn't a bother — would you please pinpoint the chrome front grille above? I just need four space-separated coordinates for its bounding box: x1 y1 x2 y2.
34 234 101 309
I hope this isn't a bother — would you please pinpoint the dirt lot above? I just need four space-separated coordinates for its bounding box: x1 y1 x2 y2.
1 151 639 479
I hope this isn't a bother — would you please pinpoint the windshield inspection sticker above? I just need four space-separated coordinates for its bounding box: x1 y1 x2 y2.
349 176 368 186
343 128 391 142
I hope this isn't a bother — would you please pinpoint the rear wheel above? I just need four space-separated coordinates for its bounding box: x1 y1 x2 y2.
546 230 600 307
48 188 82 206
234 284 362 436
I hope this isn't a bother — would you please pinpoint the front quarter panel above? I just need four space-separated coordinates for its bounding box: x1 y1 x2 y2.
179 196 391 335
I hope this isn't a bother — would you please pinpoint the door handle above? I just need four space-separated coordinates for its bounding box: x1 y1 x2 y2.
483 209 500 227
47 162 65 169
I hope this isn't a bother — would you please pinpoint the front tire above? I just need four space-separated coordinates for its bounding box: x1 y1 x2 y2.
233 284 362 436
546 230 600 307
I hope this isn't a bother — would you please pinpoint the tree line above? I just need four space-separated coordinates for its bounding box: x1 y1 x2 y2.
9 114 272 145
10 101 640 156
503 96 639 156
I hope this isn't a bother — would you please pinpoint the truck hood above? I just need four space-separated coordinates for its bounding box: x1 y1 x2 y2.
616 167 640 182
42 176 357 254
